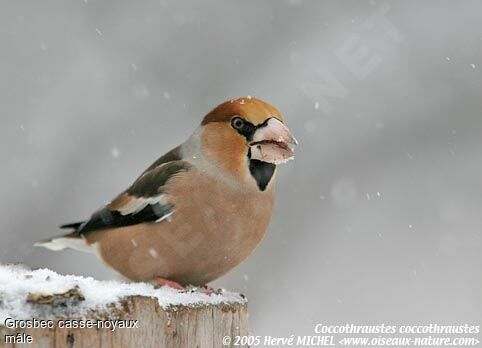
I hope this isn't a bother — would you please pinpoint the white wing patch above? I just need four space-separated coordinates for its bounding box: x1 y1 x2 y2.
116 194 168 216
156 211 174 223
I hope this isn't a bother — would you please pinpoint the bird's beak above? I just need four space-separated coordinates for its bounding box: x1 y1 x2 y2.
249 118 298 165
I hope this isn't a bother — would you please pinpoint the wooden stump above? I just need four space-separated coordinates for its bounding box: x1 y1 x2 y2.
0 296 248 348
0 265 249 348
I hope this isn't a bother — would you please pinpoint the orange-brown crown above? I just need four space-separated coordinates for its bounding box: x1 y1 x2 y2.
201 97 283 126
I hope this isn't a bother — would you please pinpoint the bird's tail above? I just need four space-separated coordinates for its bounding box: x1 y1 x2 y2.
34 222 95 254
59 221 85 230
34 232 80 251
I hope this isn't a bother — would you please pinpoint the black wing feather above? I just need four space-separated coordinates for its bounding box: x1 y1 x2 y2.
70 203 174 236
62 155 190 236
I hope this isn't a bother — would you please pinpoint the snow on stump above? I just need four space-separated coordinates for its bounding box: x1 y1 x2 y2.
0 265 248 348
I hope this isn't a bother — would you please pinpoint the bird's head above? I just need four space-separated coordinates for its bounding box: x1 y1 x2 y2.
198 97 298 189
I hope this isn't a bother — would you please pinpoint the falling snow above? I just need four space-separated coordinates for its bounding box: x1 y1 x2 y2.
148 248 159 258
111 147 121 159
133 84 150 99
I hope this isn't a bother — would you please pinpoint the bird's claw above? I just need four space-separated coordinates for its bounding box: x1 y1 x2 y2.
152 277 223 296
152 276 186 291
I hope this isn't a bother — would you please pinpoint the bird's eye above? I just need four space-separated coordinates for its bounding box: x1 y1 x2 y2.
231 117 244 130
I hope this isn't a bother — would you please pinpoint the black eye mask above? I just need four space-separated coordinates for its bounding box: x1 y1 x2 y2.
231 117 269 142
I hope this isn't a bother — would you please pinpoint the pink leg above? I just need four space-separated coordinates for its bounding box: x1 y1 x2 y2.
153 276 185 290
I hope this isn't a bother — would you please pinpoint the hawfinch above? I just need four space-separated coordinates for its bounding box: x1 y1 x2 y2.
36 97 298 289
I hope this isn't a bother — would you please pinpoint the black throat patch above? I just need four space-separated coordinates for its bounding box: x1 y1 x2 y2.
249 159 276 191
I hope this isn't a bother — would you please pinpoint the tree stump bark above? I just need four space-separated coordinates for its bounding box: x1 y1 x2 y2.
1 296 248 348
0 265 249 348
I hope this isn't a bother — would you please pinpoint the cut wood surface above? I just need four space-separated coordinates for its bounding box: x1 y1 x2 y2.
0 265 248 348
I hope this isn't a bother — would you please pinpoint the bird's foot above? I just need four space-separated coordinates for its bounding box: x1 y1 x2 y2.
152 276 185 291
152 278 222 295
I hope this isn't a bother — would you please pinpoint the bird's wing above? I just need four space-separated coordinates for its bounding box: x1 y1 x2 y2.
63 158 191 236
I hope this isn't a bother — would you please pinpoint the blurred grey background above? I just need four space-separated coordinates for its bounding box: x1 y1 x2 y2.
1 0 481 337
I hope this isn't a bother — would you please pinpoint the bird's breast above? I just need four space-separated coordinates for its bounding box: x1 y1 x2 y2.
163 168 275 283
94 167 276 285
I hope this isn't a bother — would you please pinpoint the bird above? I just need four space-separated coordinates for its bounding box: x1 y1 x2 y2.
35 97 298 289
